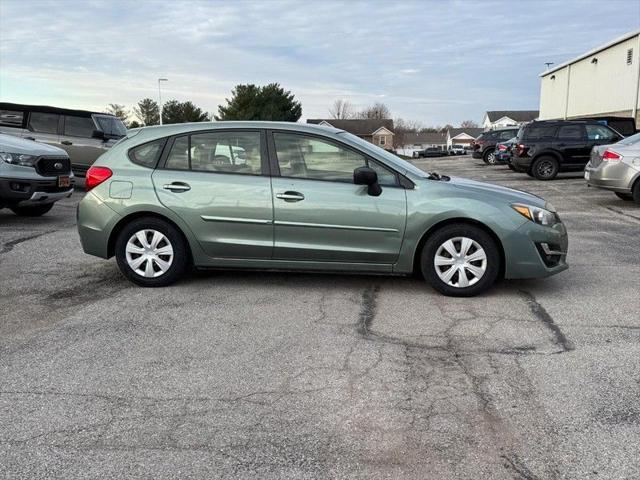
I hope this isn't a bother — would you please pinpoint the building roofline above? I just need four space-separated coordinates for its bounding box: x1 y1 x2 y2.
540 29 640 77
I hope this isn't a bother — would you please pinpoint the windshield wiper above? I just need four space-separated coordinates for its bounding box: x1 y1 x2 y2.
426 172 450 181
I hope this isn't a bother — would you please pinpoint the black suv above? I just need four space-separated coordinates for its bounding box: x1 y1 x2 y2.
471 127 519 164
511 120 624 180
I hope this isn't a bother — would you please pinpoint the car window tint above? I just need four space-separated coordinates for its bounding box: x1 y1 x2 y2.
190 131 261 174
274 133 367 182
526 125 556 140
165 136 190 170
129 138 165 168
585 125 617 141
500 130 515 140
64 116 95 137
28 112 59 134
0 109 24 127
368 159 398 186
557 125 584 140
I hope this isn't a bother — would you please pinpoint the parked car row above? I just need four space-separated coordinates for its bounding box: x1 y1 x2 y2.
412 145 470 158
476 118 640 204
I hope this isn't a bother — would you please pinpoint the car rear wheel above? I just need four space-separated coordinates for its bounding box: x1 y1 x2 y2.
421 224 500 297
115 217 189 287
614 192 634 201
532 156 559 180
10 203 54 216
483 149 496 165
632 179 640 204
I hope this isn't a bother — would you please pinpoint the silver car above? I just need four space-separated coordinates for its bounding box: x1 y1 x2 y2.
585 132 640 203
0 134 74 216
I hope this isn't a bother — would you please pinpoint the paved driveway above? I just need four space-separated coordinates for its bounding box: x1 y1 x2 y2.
1 157 639 479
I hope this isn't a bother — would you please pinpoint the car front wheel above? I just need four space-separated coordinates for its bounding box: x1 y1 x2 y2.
10 203 54 216
421 224 500 297
115 217 189 287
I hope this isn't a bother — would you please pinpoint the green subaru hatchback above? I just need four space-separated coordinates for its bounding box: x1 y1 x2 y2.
77 122 568 296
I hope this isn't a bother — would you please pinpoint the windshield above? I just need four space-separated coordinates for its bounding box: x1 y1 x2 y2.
93 114 127 138
337 131 429 178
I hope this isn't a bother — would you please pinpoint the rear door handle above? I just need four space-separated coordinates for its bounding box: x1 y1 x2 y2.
276 191 305 202
163 182 191 192
61 140 73 145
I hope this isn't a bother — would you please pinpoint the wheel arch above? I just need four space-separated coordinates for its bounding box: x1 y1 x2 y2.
107 211 193 264
531 149 562 165
412 217 506 279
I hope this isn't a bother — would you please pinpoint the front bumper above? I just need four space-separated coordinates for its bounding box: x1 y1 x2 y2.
503 220 568 279
0 176 75 206
584 160 638 193
472 151 482 159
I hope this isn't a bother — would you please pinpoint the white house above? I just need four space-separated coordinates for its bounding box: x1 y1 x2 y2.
539 29 640 123
446 127 483 149
482 111 539 130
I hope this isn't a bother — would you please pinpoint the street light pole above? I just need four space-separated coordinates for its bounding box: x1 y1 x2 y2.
157 78 168 125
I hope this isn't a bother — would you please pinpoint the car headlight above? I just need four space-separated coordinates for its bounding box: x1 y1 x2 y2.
0 152 39 167
511 203 557 226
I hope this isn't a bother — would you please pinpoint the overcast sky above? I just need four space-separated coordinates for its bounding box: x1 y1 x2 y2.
1 0 638 126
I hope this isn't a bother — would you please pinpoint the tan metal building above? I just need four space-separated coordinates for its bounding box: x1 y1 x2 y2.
539 29 640 123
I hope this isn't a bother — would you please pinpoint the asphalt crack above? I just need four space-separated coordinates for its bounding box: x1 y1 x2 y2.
357 285 380 336
0 231 55 255
520 290 574 352
501 453 541 480
605 206 640 222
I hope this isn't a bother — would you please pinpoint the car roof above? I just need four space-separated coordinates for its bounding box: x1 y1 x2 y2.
0 102 118 119
129 121 345 140
526 119 607 126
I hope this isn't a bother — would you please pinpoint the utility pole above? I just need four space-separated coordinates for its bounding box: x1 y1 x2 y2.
158 78 168 125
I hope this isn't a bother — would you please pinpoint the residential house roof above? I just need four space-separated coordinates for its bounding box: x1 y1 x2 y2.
448 127 484 139
485 111 539 123
307 119 394 135
403 132 447 144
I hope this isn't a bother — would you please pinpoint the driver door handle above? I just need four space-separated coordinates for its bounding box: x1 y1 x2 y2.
163 182 191 192
276 191 305 202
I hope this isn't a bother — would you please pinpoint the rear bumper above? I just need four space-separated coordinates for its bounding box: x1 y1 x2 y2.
77 191 122 258
584 161 638 193
511 156 533 171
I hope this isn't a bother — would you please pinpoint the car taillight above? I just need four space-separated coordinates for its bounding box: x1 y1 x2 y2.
85 166 113 191
602 149 621 161
498 144 507 151
515 144 526 156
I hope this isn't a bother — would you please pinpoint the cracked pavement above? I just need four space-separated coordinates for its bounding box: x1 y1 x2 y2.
1 157 639 479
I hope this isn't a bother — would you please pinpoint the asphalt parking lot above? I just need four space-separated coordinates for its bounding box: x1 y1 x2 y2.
1 156 639 479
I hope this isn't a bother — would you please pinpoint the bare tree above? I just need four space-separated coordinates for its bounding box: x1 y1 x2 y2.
106 104 130 126
357 102 391 120
460 119 479 128
328 99 354 119
394 117 423 149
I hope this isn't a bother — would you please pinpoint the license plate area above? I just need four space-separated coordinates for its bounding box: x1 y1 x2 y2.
58 175 70 187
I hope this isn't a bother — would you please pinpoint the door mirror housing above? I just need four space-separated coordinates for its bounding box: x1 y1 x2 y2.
92 129 105 140
353 166 382 197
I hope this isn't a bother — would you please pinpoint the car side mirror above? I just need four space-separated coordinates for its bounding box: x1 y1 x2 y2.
92 130 105 140
354 166 382 197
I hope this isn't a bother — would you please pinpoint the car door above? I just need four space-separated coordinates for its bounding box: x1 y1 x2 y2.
268 131 407 265
59 115 109 173
556 124 588 166
152 129 274 259
24 110 61 148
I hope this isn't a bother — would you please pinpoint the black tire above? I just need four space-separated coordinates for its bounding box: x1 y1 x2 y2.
614 192 634 201
421 224 501 297
526 169 535 177
507 163 515 171
10 203 54 216
531 156 559 181
482 148 496 165
632 178 640 204
115 217 189 287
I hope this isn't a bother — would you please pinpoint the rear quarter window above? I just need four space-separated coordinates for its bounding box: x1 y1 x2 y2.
0 109 25 128
525 125 557 141
128 138 167 168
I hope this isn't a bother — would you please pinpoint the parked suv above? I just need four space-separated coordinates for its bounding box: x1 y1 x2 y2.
0 103 127 177
511 120 623 180
0 134 74 216
471 128 519 164
77 122 568 297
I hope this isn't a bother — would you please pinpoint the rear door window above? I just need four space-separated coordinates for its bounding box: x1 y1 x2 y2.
63 115 96 137
28 112 60 134
557 125 585 140
0 109 25 128
526 125 556 140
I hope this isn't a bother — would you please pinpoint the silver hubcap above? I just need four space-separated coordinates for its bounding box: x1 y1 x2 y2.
125 229 174 278
434 237 487 288
487 152 496 164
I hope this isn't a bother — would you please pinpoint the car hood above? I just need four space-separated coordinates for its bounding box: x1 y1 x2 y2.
447 176 547 208
0 134 68 156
